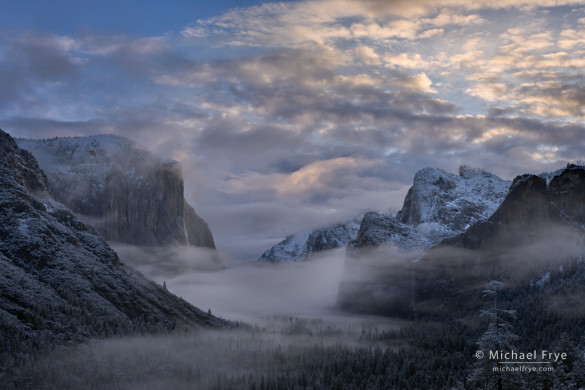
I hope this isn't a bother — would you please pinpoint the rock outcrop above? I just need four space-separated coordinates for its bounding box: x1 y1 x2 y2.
348 212 428 250
395 165 510 238
339 164 585 316
17 135 215 248
344 166 510 253
259 218 361 262
440 168 583 250
0 129 226 371
548 165 585 226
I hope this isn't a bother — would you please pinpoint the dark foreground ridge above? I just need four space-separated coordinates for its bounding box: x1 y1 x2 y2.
0 129 228 372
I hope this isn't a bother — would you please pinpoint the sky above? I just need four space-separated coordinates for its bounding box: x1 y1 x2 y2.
2 0 585 259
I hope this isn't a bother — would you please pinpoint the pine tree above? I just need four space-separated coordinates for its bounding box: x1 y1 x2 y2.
469 281 523 389
551 333 585 389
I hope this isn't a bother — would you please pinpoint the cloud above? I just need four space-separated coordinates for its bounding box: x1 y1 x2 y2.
392 72 437 93
384 53 429 69
353 45 381 65
3 0 585 261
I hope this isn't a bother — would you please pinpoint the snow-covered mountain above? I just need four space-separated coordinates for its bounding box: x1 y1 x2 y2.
339 164 585 316
338 165 511 315
349 165 511 252
17 135 215 248
398 166 510 232
259 218 361 262
442 164 585 250
0 129 226 371
261 165 510 263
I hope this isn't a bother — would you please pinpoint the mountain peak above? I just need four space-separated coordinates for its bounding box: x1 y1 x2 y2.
0 129 50 194
0 129 228 370
17 135 215 248
396 166 511 235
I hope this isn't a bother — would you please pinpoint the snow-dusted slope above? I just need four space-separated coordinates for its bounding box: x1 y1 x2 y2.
348 166 511 252
348 212 430 251
443 164 585 250
261 166 510 262
340 164 585 316
17 135 215 248
397 165 510 238
0 129 226 370
259 218 361 262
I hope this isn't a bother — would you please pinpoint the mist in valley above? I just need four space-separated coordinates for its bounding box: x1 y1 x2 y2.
11 246 412 390
10 227 585 390
112 245 350 321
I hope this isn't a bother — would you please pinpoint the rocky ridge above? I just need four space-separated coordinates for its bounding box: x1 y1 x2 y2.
0 129 226 371
348 165 511 252
259 218 361 262
17 135 215 248
441 164 585 250
261 165 511 263
339 164 585 315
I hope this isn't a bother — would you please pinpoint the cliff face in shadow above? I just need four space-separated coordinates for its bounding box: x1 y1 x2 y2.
440 174 558 250
17 135 215 248
338 165 585 316
439 166 585 252
0 129 227 371
419 166 585 310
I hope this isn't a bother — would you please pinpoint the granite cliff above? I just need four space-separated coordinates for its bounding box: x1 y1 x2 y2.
339 164 585 316
0 129 226 372
17 135 215 248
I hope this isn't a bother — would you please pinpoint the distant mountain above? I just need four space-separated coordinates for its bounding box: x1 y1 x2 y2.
339 164 585 316
0 129 226 371
261 166 511 263
259 218 361 262
349 166 511 252
438 164 585 255
397 165 510 233
17 135 215 248
338 166 511 314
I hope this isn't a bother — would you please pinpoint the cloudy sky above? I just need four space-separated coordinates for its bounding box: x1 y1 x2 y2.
2 0 585 259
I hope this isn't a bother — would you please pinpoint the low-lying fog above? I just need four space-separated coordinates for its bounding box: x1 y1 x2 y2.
111 244 350 321
15 245 408 390
12 232 585 390
19 314 405 390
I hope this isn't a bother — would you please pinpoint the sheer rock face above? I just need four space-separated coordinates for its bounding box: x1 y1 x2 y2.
441 167 585 251
339 165 585 316
17 135 215 248
347 166 511 253
395 166 511 237
0 129 225 366
548 165 585 226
